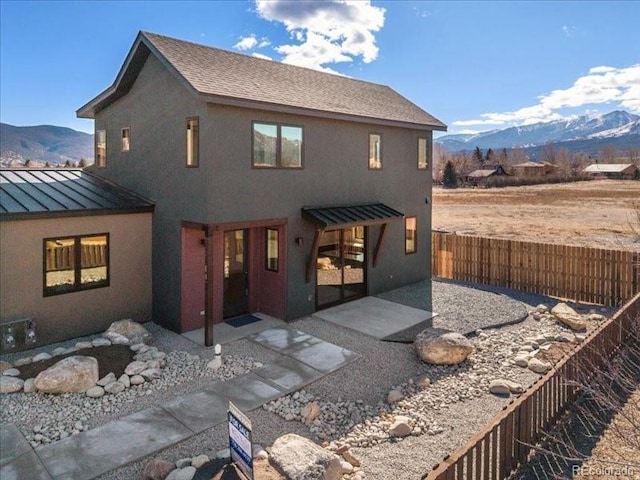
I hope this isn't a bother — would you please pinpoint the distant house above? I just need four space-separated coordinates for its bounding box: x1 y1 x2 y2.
0 169 154 351
583 163 638 180
512 161 558 178
76 31 446 345
464 165 508 187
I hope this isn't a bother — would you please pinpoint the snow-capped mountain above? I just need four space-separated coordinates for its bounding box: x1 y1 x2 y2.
436 110 640 152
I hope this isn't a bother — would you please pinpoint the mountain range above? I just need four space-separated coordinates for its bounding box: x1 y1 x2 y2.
435 110 640 157
1 110 639 167
0 123 93 167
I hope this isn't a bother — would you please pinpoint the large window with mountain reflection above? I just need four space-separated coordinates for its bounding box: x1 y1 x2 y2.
252 122 303 168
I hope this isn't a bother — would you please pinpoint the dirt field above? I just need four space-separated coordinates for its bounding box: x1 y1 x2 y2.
432 180 640 250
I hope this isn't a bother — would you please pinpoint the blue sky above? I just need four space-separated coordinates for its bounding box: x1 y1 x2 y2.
1 1 639 135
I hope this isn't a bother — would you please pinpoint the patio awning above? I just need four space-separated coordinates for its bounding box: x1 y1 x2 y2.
301 203 404 229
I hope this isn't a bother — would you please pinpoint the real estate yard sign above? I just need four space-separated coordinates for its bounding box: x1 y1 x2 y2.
228 401 254 480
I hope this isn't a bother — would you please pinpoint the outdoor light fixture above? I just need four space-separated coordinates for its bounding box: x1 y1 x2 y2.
25 321 37 345
295 237 304 246
2 327 16 350
214 343 222 355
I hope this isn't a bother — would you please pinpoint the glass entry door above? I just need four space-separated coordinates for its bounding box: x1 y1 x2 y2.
223 229 248 318
316 227 366 309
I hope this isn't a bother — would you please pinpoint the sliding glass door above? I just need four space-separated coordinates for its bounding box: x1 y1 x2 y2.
316 227 366 309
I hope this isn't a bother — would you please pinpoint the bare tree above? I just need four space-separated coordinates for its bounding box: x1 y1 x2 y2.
599 145 618 163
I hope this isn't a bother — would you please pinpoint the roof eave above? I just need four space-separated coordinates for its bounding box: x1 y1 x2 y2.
0 206 155 222
197 93 447 131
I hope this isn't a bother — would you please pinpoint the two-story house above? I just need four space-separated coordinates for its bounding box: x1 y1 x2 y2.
78 31 446 345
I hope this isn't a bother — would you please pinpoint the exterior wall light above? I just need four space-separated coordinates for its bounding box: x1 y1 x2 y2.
25 321 37 345
2 327 16 350
295 237 304 246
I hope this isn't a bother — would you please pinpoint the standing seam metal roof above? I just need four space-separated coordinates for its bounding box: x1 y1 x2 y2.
302 203 404 229
0 169 154 220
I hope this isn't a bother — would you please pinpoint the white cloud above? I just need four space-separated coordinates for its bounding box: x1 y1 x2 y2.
562 25 576 38
252 52 272 61
234 34 258 51
454 64 640 127
255 0 385 72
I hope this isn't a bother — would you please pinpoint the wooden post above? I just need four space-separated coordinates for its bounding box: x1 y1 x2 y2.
306 228 323 283
373 223 387 268
204 226 214 347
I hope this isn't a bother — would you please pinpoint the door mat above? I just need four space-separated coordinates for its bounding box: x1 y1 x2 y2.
226 314 262 328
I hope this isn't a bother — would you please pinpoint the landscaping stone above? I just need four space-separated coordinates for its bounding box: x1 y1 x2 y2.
52 347 68 356
414 330 474 364
23 378 36 393
142 458 176 480
140 368 162 380
551 303 587 331
0 360 12 373
14 357 32 367
489 379 523 395
86 386 105 398
270 433 342 480
175 458 191 469
75 341 93 350
33 352 53 362
118 374 131 388
104 381 125 395
0 376 24 393
125 361 148 376
3 368 20 377
191 454 209 468
34 356 99 394
130 375 145 385
91 338 111 347
389 415 412 437
387 389 404 404
97 372 116 386
528 358 552 374
104 319 151 345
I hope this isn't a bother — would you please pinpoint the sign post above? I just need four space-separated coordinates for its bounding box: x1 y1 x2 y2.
228 401 254 480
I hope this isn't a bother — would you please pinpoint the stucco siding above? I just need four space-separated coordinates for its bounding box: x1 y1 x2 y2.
0 213 152 349
86 53 434 329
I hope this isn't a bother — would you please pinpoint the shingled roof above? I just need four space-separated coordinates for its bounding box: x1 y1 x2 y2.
78 31 446 131
0 169 154 220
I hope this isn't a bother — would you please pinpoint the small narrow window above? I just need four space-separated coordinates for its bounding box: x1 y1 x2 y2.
96 130 106 167
186 117 199 167
405 217 417 254
418 137 428 169
369 133 382 169
121 128 130 152
44 234 109 296
266 228 279 271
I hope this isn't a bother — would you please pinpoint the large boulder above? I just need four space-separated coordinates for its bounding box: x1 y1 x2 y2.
103 319 151 345
414 329 474 365
551 303 587 332
34 356 99 393
270 433 342 480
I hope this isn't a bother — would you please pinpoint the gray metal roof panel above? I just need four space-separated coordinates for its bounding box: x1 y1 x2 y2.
302 203 404 229
0 169 154 220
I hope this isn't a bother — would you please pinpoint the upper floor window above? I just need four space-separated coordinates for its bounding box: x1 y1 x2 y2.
186 117 199 167
418 137 429 169
369 133 382 169
253 122 303 168
44 234 109 296
121 128 130 152
96 130 106 167
405 217 417 254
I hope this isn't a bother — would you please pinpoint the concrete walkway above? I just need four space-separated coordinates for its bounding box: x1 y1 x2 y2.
0 327 358 480
313 296 435 342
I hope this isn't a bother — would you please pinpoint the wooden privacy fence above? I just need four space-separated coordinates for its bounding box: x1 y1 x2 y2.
432 232 639 306
425 292 640 480
45 244 107 271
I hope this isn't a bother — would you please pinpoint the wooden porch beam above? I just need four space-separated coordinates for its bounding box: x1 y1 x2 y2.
306 228 324 283
373 223 387 268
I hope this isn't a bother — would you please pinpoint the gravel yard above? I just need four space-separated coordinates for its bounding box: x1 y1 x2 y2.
0 280 615 479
